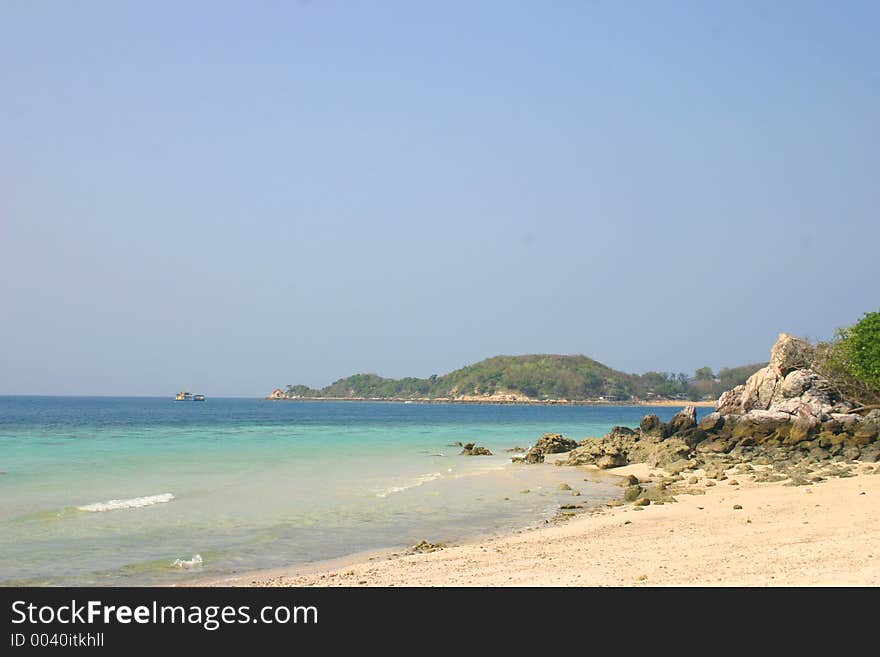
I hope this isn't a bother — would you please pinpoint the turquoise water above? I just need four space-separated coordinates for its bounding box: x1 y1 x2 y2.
0 397 704 585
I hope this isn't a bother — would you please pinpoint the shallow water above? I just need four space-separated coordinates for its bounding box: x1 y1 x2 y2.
0 397 706 585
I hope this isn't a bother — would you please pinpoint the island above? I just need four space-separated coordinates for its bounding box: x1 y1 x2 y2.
267 354 764 405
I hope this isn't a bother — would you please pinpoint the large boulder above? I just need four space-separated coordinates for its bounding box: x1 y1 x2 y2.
741 366 783 412
769 333 815 376
716 385 745 415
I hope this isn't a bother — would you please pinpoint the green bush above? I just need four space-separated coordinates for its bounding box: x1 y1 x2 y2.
815 310 880 406
845 311 880 387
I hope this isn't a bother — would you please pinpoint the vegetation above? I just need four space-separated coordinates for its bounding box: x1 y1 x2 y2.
815 311 880 407
282 354 764 402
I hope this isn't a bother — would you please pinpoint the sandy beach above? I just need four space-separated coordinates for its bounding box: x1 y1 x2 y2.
205 460 880 587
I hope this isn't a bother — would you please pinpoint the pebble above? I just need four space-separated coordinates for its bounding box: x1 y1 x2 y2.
733 504 743 510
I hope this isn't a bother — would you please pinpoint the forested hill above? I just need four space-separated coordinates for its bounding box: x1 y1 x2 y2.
276 354 765 402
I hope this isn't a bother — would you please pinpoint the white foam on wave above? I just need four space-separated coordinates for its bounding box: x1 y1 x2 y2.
172 554 203 569
77 493 175 512
375 472 443 498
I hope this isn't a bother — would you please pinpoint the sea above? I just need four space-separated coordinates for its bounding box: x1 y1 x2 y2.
0 396 708 586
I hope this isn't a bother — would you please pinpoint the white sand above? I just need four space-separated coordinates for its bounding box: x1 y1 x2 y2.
206 462 880 587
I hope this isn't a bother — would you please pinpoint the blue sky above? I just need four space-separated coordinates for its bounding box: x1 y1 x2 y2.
2 1 878 395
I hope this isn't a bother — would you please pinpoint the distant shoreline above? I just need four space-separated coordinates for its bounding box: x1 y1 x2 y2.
263 396 716 408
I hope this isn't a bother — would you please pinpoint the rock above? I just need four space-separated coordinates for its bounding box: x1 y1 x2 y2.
557 483 572 491
753 472 787 483
640 414 662 433
733 504 743 510
461 445 492 456
787 416 819 444
504 446 527 453
623 475 640 486
624 485 643 501
855 421 879 444
558 428 640 467
780 369 813 399
597 454 627 469
522 433 578 464
741 366 783 412
667 406 697 434
859 446 880 463
677 427 708 448
688 476 699 484
697 437 737 454
769 333 815 376
730 411 791 441
411 540 444 553
717 385 745 415
522 452 544 464
666 459 692 475
830 414 862 430
633 498 651 506
705 480 716 487
698 412 725 432
463 442 475 451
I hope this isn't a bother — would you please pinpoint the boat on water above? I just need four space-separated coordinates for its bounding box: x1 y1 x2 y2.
174 391 206 401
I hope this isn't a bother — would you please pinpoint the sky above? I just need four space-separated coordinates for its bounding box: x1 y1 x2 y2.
1 1 878 396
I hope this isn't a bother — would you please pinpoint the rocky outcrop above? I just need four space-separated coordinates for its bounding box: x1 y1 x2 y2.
717 334 852 422
460 443 493 456
527 334 880 476
520 433 578 464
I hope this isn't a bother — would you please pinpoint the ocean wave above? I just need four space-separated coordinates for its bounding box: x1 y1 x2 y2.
375 472 443 498
172 554 203 569
77 493 175 513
